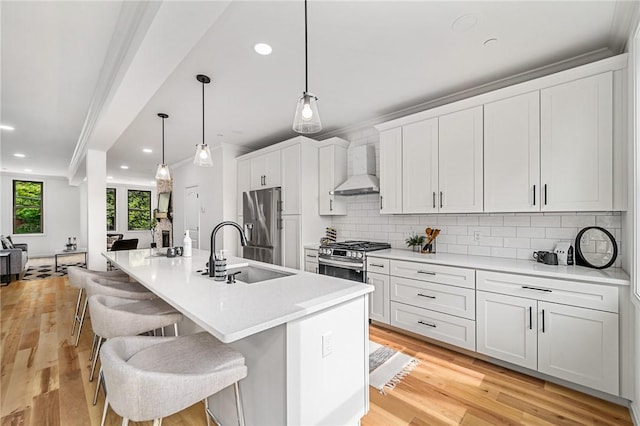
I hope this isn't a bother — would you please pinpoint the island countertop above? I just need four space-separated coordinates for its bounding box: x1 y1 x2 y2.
103 248 373 343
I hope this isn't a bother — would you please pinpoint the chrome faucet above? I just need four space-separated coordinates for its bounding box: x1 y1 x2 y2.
209 221 249 281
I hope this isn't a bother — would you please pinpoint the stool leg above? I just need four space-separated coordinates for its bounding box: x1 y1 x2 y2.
174 323 179 337
90 337 104 381
93 367 103 405
152 419 163 426
204 397 222 426
121 419 129 426
71 288 84 336
89 334 99 361
234 382 245 426
74 297 89 347
100 396 109 426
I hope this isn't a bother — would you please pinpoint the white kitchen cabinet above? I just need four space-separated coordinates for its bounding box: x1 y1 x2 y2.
537 301 618 394
540 72 613 211
484 92 541 212
476 291 537 370
281 144 300 215
237 159 251 214
476 270 619 395
379 127 403 214
282 215 300 270
318 142 348 215
438 106 484 213
250 150 281 190
367 272 390 324
304 248 318 273
402 118 439 213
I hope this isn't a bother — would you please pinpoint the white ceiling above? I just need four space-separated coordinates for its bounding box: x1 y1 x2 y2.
1 1 638 185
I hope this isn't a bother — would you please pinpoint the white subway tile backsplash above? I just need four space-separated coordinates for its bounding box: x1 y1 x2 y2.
329 134 623 263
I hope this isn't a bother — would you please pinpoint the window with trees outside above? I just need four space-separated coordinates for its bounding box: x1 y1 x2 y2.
13 180 44 234
106 188 116 231
127 190 151 231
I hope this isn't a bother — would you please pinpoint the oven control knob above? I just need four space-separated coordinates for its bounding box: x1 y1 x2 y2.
346 251 352 257
356 252 363 259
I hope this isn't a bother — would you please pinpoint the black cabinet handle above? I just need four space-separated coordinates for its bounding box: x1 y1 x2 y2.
522 285 552 293
440 191 443 208
417 293 436 299
370 263 384 268
417 270 436 275
529 306 533 330
380 196 383 210
432 192 436 209
544 184 548 205
418 320 436 328
330 199 333 211
533 185 536 206
542 309 545 333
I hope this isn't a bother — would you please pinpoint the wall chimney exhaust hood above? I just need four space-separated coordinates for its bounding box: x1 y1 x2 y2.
331 145 379 196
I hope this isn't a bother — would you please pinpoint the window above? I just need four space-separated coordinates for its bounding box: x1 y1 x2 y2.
106 188 116 231
127 190 151 231
13 180 43 234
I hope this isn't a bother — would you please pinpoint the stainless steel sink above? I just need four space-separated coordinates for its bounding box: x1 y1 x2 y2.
226 264 293 284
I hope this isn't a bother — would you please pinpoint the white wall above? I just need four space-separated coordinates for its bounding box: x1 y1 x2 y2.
330 130 624 266
106 182 157 249
1 172 81 257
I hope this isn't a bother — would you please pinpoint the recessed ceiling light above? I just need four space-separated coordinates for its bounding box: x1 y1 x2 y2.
107 176 113 179
254 43 272 55
24 168 32 172
120 165 129 169
451 14 478 33
0 124 15 131
13 153 26 158
143 148 153 153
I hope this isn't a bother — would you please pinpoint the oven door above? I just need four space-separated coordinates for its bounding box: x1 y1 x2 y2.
318 258 365 282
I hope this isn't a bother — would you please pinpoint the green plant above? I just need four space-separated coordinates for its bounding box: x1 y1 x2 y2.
405 233 426 247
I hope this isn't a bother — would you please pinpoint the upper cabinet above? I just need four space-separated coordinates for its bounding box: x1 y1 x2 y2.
540 72 613 211
403 118 438 213
484 92 541 212
438 106 484 213
379 127 403 214
250 150 281 190
375 54 624 215
281 144 301 215
318 140 349 216
237 158 251 214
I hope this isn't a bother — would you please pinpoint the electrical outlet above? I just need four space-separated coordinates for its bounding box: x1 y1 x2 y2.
473 231 481 242
322 332 333 357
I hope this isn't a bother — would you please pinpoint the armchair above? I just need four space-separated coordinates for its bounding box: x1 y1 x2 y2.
0 236 28 282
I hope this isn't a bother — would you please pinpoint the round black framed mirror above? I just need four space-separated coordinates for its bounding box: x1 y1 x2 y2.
574 226 617 269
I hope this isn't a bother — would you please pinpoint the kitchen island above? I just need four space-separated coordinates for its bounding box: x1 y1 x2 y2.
103 248 372 425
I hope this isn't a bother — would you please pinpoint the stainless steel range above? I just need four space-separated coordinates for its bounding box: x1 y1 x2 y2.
318 240 391 282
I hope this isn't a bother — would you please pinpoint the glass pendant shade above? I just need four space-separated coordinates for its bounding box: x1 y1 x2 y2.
155 163 171 180
292 92 322 134
193 143 214 167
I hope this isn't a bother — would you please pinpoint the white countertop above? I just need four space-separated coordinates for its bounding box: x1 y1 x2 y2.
103 248 372 343
367 249 630 286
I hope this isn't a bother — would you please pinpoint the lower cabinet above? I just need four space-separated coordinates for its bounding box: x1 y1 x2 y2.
367 272 390 324
281 215 300 270
477 289 619 395
390 301 476 351
304 248 318 273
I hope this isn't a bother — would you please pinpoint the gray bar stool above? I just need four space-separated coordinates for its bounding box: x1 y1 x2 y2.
67 266 131 346
100 333 247 426
88 294 183 406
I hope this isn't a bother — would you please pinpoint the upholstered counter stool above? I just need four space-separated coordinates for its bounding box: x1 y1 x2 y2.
88 294 183 406
67 266 131 346
100 333 247 426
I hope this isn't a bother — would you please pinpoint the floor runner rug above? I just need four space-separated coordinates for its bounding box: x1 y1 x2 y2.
22 260 86 281
369 340 419 394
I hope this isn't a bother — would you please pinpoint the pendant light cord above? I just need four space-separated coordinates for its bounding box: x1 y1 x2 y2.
161 116 165 164
201 80 205 145
304 0 308 93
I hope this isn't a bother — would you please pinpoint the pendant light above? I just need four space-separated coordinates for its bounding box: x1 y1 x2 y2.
292 0 322 134
155 113 171 180
193 74 214 167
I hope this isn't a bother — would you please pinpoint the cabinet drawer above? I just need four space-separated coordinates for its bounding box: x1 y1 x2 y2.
304 249 318 262
476 271 618 313
305 261 318 274
367 258 390 274
390 260 475 289
390 276 475 320
390 301 476 351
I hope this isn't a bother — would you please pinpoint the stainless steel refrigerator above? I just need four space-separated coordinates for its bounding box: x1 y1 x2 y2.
242 187 282 265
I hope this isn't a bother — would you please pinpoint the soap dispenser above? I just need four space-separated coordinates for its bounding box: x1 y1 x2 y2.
183 230 192 257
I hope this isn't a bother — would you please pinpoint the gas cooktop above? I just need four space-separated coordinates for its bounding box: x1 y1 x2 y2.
321 240 391 252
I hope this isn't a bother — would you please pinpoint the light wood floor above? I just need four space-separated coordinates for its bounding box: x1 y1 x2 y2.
1 276 633 426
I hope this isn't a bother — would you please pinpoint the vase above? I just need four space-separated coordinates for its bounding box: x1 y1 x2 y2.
412 245 420 252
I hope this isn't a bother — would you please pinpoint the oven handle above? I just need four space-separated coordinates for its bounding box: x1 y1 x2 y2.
318 257 364 270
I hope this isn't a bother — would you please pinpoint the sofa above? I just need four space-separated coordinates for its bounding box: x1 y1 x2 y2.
0 235 29 282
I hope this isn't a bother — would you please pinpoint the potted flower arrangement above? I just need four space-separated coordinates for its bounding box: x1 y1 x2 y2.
405 233 426 252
